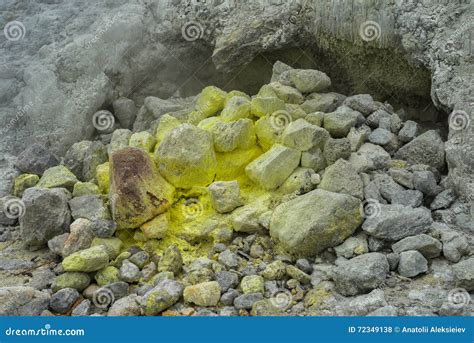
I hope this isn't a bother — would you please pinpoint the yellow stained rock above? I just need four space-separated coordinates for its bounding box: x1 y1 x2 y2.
195 86 227 118
220 96 251 122
140 212 170 239
129 131 156 152
154 114 181 147
251 96 285 118
255 116 281 151
109 147 175 229
225 90 250 104
96 162 109 194
155 124 217 189
215 145 262 181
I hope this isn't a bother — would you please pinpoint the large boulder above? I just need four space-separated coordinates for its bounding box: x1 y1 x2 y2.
394 130 445 170
155 124 217 188
19 188 71 250
362 205 433 241
270 189 362 256
110 147 174 229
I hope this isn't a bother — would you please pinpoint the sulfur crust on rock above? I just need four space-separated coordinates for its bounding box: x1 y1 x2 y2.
94 81 365 264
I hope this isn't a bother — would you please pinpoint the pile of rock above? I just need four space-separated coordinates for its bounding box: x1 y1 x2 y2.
0 61 472 316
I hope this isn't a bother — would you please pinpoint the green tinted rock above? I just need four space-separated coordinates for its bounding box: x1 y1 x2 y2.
52 272 91 292
13 174 39 197
221 96 251 122
62 246 109 272
72 182 100 197
37 165 78 191
91 237 123 260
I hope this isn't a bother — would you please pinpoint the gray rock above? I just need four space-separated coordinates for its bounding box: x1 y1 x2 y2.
334 253 389 295
301 147 326 172
386 253 399 271
215 271 240 292
295 259 313 274
270 189 362 256
234 293 264 309
63 141 94 180
301 93 341 113
69 195 110 221
108 129 133 155
365 108 391 128
319 159 364 199
343 94 379 116
20 187 71 250
341 289 387 316
129 251 149 269
208 181 243 214
82 141 108 182
430 189 457 210
368 128 393 145
218 249 240 269
245 144 301 190
389 168 414 189
452 257 474 291
29 269 56 290
398 120 419 142
112 97 137 130
62 218 94 257
103 281 130 301
395 130 445 171
50 288 80 314
119 260 141 283
362 204 432 241
281 68 331 93
144 279 184 315
391 190 423 207
373 174 405 202
72 299 91 316
48 233 69 256
15 143 58 175
392 234 442 258
108 294 142 316
438 224 469 262
323 138 351 165
398 250 428 277
351 143 391 171
0 286 50 316
334 234 368 259
413 171 441 196
90 219 117 238
323 106 360 138
220 289 239 306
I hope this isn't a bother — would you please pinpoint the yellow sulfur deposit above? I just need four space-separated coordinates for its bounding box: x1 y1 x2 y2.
99 85 322 262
